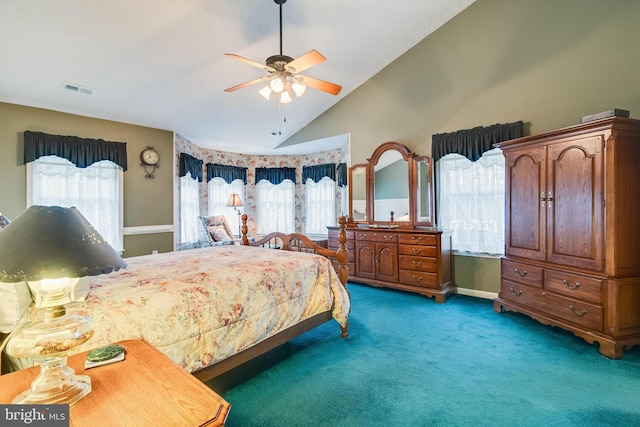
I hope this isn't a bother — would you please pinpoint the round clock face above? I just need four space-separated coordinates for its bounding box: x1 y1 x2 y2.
141 148 159 166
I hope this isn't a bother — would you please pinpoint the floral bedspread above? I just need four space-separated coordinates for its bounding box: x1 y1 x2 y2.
64 245 350 373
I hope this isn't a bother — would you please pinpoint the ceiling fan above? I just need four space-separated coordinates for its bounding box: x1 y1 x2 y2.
224 0 342 103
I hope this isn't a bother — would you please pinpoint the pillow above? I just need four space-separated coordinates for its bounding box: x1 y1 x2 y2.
208 224 233 242
198 215 235 243
0 281 32 333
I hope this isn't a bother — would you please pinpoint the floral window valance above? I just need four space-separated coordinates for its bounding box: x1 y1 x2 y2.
206 163 248 184
302 163 336 184
432 121 523 162
179 153 203 182
23 131 128 170
255 167 296 185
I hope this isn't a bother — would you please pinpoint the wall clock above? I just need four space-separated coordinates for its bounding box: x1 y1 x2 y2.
140 146 159 179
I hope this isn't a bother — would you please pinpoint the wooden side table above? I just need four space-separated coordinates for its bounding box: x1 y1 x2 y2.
0 340 230 426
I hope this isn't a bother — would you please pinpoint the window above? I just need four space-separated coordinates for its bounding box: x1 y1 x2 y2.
305 177 336 234
437 148 505 255
179 172 200 246
208 177 244 237
256 180 295 234
29 155 124 252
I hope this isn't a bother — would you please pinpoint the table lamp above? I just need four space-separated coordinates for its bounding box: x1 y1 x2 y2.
0 206 127 405
226 193 243 237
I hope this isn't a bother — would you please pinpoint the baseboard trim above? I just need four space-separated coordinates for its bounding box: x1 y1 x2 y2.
456 287 498 300
123 225 174 235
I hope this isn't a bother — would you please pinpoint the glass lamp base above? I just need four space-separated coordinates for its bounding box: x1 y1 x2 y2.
12 358 91 405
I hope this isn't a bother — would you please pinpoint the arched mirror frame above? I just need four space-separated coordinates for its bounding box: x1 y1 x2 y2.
368 142 414 225
348 142 435 227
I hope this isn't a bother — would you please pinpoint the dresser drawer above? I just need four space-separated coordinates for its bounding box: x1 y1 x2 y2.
399 255 437 273
328 229 355 250
400 270 438 288
398 234 437 246
398 245 437 257
544 269 602 304
539 291 603 332
501 259 543 288
355 231 397 243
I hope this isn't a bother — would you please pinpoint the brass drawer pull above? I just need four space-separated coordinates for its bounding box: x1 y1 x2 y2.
383 235 393 241
514 268 528 277
411 260 423 267
562 279 581 290
569 305 587 317
411 236 423 243
510 287 523 296
411 248 422 254
412 275 423 282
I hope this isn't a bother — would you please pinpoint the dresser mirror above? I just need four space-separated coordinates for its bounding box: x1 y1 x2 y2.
348 142 434 227
373 148 410 222
349 164 368 222
414 155 434 226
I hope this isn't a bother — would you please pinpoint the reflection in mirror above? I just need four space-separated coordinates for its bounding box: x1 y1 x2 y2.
351 165 368 222
415 157 432 225
374 150 410 222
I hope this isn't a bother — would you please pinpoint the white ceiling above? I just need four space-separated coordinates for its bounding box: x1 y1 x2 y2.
0 0 474 155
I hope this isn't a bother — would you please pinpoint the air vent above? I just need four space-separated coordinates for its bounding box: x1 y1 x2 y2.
63 82 94 95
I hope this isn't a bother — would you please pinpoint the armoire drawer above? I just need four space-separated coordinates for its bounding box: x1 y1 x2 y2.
499 280 540 308
355 231 397 243
398 234 437 246
399 255 437 273
398 245 437 258
501 259 543 288
544 269 602 304
539 292 603 332
400 270 438 288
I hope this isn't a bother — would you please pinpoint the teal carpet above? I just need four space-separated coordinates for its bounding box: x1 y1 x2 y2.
207 283 640 427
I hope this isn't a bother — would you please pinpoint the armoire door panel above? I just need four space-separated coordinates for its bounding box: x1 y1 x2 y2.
505 146 546 260
546 136 603 271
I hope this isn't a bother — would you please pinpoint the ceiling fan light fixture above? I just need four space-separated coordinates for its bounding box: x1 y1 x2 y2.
279 91 292 104
259 85 272 100
292 82 306 97
269 77 285 93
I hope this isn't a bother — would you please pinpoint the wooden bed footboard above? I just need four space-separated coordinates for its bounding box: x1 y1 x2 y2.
191 216 350 383
241 214 349 288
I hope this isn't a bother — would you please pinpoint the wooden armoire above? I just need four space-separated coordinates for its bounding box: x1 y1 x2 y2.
493 117 640 358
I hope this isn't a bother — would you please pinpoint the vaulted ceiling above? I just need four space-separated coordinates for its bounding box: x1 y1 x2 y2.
0 0 475 154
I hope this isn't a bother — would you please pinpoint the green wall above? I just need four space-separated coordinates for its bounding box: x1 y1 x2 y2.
282 0 640 295
0 102 174 257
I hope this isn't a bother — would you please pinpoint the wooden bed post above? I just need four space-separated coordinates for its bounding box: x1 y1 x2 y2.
241 213 249 245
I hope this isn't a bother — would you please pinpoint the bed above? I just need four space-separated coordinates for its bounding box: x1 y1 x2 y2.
2 216 349 383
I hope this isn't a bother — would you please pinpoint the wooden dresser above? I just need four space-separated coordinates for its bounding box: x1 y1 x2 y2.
493 117 640 358
329 226 454 302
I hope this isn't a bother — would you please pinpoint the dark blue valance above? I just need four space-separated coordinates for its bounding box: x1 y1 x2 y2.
302 163 336 184
23 131 128 171
255 167 296 185
206 163 248 184
179 153 203 182
432 121 523 162
337 163 348 187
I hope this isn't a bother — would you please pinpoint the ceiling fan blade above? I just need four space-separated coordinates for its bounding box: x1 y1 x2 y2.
225 53 275 72
224 76 272 93
297 75 342 96
285 50 326 74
